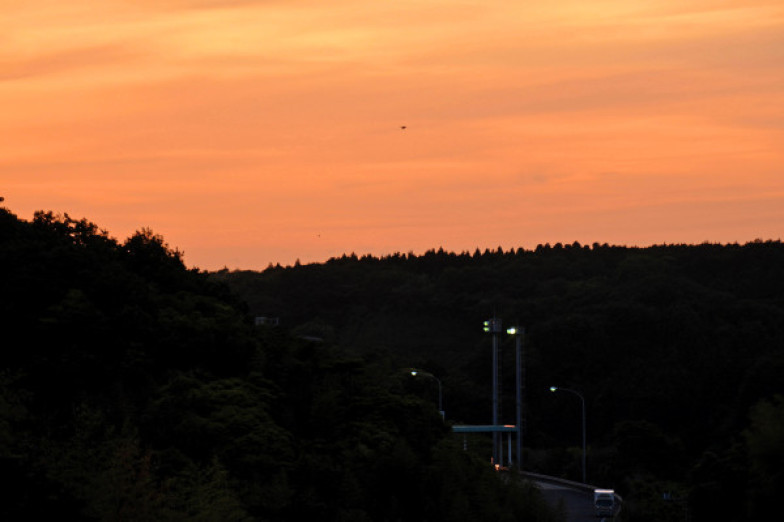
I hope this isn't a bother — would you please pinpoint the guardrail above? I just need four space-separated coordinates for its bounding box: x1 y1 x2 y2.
520 471 595 492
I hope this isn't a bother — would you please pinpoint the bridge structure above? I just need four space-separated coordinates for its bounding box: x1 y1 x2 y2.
451 424 519 468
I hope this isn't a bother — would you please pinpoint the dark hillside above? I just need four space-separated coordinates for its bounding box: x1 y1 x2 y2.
214 241 784 522
1 208 556 522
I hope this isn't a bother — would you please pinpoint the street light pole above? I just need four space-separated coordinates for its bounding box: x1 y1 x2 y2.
410 369 444 418
550 386 586 483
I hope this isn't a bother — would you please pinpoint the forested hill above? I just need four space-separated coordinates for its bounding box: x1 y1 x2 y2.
214 241 784 521
0 208 556 522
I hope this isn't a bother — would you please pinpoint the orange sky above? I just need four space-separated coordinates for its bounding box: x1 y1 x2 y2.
3 0 783 270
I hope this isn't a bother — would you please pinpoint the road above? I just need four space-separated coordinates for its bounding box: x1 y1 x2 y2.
534 479 615 522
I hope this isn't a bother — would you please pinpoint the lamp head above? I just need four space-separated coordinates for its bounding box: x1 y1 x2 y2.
483 318 502 333
550 386 558 392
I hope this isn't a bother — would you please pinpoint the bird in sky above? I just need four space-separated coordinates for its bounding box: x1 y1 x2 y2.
400 125 407 130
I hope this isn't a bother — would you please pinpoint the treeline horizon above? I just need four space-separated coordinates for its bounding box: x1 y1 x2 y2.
229 239 782 272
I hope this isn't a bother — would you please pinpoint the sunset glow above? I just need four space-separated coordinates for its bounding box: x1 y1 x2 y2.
3 0 783 269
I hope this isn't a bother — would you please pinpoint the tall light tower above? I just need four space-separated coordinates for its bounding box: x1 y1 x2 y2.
483 318 502 465
507 326 525 469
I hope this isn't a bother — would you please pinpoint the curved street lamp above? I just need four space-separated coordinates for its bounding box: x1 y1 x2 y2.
410 369 444 418
550 386 586 483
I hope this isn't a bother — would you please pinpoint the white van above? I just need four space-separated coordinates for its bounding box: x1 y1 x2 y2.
593 489 615 517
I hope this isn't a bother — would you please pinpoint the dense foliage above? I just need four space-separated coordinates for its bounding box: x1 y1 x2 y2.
215 241 784 521
0 208 556 522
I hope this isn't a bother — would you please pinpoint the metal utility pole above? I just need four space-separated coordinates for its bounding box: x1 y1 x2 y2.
484 318 502 465
508 326 525 469
492 327 499 464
